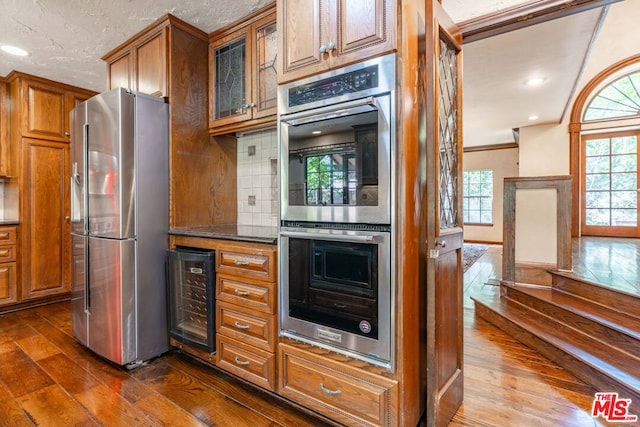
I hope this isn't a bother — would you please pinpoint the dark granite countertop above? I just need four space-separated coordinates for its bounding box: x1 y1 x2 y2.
0 220 19 226
169 224 278 245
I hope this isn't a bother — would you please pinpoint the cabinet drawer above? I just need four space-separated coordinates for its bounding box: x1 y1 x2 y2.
216 243 276 281
216 274 276 314
278 343 398 427
216 301 276 351
216 334 276 391
0 261 17 306
0 245 16 263
0 227 17 245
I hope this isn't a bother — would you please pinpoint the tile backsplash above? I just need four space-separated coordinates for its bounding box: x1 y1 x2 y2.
236 128 278 228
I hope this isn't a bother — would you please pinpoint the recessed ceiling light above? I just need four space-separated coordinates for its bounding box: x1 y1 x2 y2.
528 115 539 121
312 130 322 135
1 45 29 56
525 77 546 87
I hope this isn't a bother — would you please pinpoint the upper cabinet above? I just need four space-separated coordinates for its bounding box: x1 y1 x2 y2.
7 73 95 145
209 5 277 135
103 21 171 97
277 0 396 83
0 78 9 177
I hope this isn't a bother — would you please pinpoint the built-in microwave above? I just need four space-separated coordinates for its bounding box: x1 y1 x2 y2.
278 54 395 225
279 225 393 369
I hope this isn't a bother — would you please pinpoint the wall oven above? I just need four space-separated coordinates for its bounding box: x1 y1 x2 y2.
279 225 393 369
278 54 396 370
278 54 395 224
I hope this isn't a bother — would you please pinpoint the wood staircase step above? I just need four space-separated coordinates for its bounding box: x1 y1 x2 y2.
472 290 640 409
501 282 640 360
551 271 640 320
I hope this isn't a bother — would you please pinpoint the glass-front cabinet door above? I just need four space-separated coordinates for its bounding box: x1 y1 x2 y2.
210 28 251 127
252 16 277 119
209 11 277 129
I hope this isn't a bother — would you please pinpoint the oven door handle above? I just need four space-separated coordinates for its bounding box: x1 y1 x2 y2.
280 230 384 244
280 96 378 126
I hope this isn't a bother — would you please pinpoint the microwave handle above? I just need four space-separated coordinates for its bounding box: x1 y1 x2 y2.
281 96 378 126
280 230 384 244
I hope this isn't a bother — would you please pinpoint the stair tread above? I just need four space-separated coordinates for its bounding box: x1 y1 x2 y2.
472 292 640 394
504 283 640 341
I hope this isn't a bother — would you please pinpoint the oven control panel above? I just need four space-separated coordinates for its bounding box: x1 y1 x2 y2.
288 64 379 107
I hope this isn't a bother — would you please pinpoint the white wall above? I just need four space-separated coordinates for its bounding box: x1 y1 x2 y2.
512 0 640 262
463 147 518 243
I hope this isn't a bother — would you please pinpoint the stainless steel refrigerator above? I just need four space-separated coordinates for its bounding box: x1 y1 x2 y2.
70 88 169 366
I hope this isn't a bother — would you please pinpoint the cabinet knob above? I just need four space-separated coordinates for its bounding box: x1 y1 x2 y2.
319 45 327 54
64 132 70 137
327 42 335 51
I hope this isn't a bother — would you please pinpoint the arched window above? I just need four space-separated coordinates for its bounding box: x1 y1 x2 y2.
570 55 640 238
583 71 640 121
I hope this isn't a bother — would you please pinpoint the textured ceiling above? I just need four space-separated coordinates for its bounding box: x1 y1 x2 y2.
0 0 273 91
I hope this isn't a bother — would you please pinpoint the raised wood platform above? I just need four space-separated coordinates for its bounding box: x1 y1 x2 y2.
473 270 640 414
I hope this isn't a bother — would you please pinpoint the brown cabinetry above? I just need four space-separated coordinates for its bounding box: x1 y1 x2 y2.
279 341 398 427
215 240 278 391
6 72 96 307
20 138 69 299
277 0 396 83
168 236 278 391
104 27 167 97
209 5 277 134
0 226 17 306
102 15 209 229
0 78 10 177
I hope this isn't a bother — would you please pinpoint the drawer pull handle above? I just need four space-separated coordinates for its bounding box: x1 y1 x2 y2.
320 383 342 396
234 260 250 266
333 303 347 310
234 321 251 330
234 356 250 366
234 289 251 297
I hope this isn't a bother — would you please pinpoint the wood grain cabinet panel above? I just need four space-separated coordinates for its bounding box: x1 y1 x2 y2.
217 334 276 391
0 78 11 177
216 274 276 314
216 241 276 282
107 51 132 91
135 30 167 97
0 262 17 305
209 6 277 134
21 139 69 299
25 83 66 140
277 0 396 83
216 300 276 352
0 225 18 307
278 343 398 427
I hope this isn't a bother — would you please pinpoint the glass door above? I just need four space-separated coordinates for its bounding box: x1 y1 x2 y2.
581 131 639 237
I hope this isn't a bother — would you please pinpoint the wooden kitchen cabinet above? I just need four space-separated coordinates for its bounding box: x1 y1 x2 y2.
104 27 167 97
215 240 278 391
209 5 277 134
5 72 96 309
0 78 9 177
278 341 399 427
9 75 94 144
20 138 70 300
0 226 18 306
277 0 396 83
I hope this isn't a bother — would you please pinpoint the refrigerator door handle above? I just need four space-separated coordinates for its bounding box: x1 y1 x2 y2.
83 123 90 312
85 239 90 312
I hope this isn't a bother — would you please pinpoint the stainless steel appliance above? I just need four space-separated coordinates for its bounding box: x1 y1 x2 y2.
278 54 395 224
280 225 393 368
278 55 397 370
167 248 216 352
70 88 169 367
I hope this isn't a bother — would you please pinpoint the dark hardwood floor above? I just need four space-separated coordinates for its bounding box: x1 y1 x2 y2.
0 237 636 426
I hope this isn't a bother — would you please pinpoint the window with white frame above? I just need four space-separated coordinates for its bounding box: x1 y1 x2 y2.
463 170 493 224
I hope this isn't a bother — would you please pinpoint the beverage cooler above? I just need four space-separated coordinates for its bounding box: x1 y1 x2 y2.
167 248 216 352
